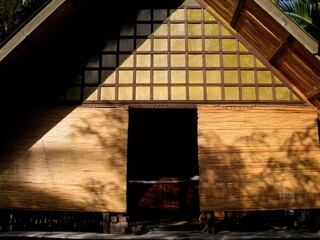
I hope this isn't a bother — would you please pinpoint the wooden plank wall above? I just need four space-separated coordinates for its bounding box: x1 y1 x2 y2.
0 107 128 212
198 106 320 211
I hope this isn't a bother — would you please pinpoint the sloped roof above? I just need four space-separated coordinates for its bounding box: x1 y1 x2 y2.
200 0 320 111
0 0 319 110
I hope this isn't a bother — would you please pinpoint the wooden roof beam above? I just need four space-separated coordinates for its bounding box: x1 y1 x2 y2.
230 0 246 27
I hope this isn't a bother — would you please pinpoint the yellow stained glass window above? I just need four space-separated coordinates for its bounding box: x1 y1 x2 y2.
206 54 220 67
188 9 201 21
188 24 202 36
136 70 151 84
136 54 151 67
101 71 116 84
101 87 115 100
154 54 168 67
136 86 150 100
189 70 203 84
188 39 202 51
242 87 256 100
257 71 272 84
224 70 238 84
154 24 168 36
204 10 216 21
171 86 186 100
170 9 184 20
136 39 151 51
221 25 233 36
276 87 290 100
188 54 203 67
171 39 185 51
206 70 221 83
154 71 168 84
119 71 134 84
118 87 132 100
171 70 186 84
259 87 273 100
171 24 185 35
239 43 249 52
189 86 204 100
207 86 221 100
240 55 254 67
204 24 218 36
119 55 133 67
222 39 236 52
154 86 168 100
241 71 255 84
84 87 97 101
171 54 186 67
223 54 238 67
154 39 168 51
225 87 239 100
205 39 219 51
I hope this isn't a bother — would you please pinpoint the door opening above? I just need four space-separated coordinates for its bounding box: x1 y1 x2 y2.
127 108 199 225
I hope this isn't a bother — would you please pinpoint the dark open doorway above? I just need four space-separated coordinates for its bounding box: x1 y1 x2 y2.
127 108 200 228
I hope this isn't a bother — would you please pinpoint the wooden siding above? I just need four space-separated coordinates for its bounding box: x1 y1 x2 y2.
0 107 128 212
201 0 320 110
198 106 320 211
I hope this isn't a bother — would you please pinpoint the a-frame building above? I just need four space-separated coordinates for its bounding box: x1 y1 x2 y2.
0 0 320 233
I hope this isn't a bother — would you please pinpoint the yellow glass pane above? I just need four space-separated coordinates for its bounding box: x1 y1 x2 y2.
205 39 219 51
224 70 238 84
84 87 97 101
136 39 151 51
189 86 204 100
276 87 290 100
206 70 221 83
207 86 221 100
239 43 249 52
118 87 132 100
101 87 115 100
171 24 185 35
154 9 167 21
225 87 239 100
119 39 134 52
171 39 185 51
274 76 282 84
222 39 236 52
171 86 186 100
154 24 168 36
171 54 186 67
137 24 151 36
242 87 256 100
119 55 133 67
188 9 201 21
102 54 116 67
84 71 98 84
136 70 151 84
189 70 203 84
171 70 186 84
188 54 203 67
101 71 116 84
66 87 81 101
241 71 255 84
256 59 265 68
118 71 133 84
223 54 238 67
136 55 151 67
154 70 168 84
221 26 233 36
136 86 150 100
204 10 216 21
206 54 220 67
257 71 272 84
170 9 185 21
188 39 202 51
153 86 168 100
204 24 218 36
154 39 168 51
188 24 202 36
293 94 300 100
258 87 273 100
154 54 168 67
240 55 254 67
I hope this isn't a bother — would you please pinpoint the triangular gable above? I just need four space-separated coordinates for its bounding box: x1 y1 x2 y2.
64 0 303 105
199 0 320 110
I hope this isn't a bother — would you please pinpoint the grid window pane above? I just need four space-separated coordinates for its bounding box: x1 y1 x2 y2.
66 87 81 101
225 87 239 100
84 87 98 101
188 9 202 21
171 86 186 100
204 24 218 36
136 55 151 67
171 70 186 84
101 87 116 100
137 24 152 36
188 24 202 36
118 87 133 100
241 71 255 84
189 70 203 84
188 54 203 67
137 9 151 21
154 24 168 36
207 86 221 100
224 70 238 84
120 25 134 36
154 86 168 100
189 86 204 100
136 39 151 51
119 39 134 52
205 39 219 51
259 87 273 100
136 70 151 84
222 39 236 52
119 71 134 84
154 9 168 21
171 39 185 51
276 87 290 100
153 54 168 67
223 54 238 67
170 9 184 20
101 71 116 84
171 24 185 35
204 10 216 21
188 39 202 51
206 70 221 83
84 71 99 84
242 87 256 100
136 86 151 100
257 71 272 84
119 55 133 67
154 39 168 51
171 54 186 67
102 54 117 67
154 71 168 84
240 55 254 67
206 54 220 67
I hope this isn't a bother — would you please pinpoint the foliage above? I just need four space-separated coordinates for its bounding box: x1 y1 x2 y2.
0 0 49 45
272 0 319 41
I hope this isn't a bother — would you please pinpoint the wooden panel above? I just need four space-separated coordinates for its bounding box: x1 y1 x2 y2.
0 107 128 212
198 106 320 211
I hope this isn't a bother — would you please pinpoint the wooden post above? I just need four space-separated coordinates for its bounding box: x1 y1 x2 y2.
207 211 215 234
102 212 110 234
